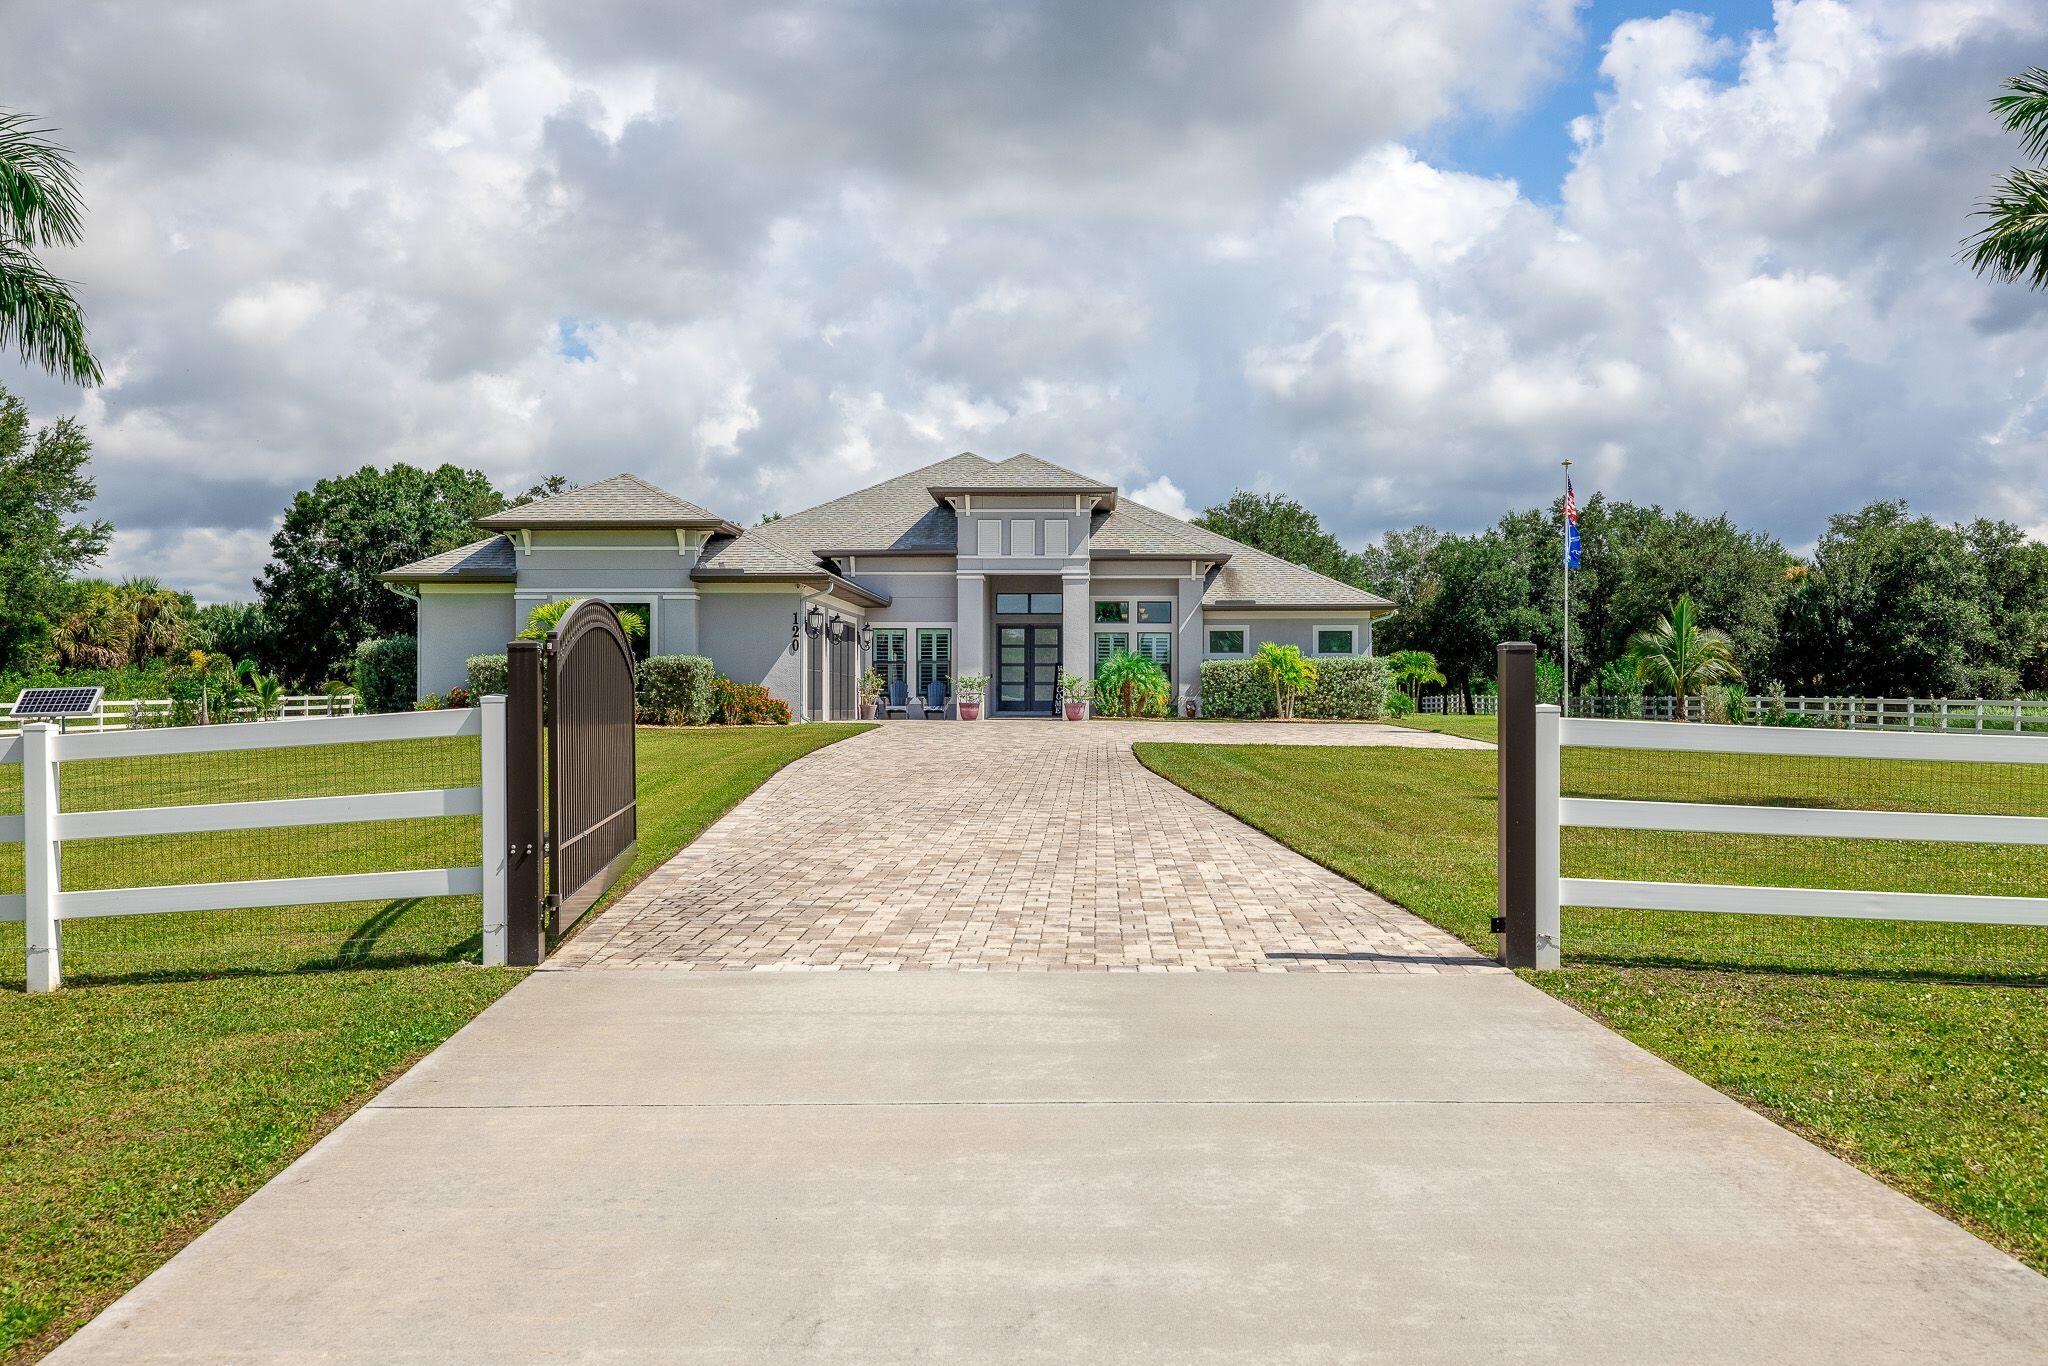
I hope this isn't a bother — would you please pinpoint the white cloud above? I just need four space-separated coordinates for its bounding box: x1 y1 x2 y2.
1132 476 1194 521
1 0 2045 603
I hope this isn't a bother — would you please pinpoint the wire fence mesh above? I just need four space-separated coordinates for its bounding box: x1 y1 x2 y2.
1558 745 2048 984
0 732 482 988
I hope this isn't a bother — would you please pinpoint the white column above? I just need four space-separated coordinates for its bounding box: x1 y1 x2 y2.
955 573 985 718
23 723 61 993
1174 574 1206 715
1533 704 1562 970
479 694 509 967
1062 570 1091 709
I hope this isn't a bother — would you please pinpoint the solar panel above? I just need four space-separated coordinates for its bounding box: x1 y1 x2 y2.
10 686 106 718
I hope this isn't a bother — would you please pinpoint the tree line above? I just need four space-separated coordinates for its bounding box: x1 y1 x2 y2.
1194 490 2048 705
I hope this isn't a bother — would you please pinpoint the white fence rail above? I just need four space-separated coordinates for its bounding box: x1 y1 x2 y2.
3 701 507 991
0 692 356 737
1529 708 2048 968
1426 690 2048 732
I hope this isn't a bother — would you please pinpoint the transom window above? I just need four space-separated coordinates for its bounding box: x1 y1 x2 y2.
1315 626 1359 656
1094 600 1130 624
995 592 1063 615
1207 628 1246 656
1136 600 1172 625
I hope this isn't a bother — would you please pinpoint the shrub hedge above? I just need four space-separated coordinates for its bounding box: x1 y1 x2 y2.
712 675 791 724
1201 653 1392 720
1295 656 1392 720
638 654 716 725
353 636 417 713
465 653 508 699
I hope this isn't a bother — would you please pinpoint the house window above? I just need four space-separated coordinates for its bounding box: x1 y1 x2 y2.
975 519 1002 557
1094 632 1130 668
1010 519 1035 556
872 629 908 693
916 628 952 695
1029 591 1061 613
1137 631 1172 675
1207 628 1246 656
1044 519 1070 557
1136 600 1172 625
995 593 1030 615
1094 600 1130 624
1315 626 1358 656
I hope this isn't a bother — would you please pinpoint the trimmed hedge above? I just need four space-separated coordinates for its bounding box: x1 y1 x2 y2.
465 653 508 698
1199 659 1272 719
353 636 417 714
1296 656 1392 720
638 654 715 725
1201 654 1392 720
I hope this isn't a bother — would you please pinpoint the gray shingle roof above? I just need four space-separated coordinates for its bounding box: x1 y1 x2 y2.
381 535 516 582
475 474 736 530
1089 498 1241 558
693 527 835 576
926 452 1116 497
761 452 991 552
1203 544 1394 610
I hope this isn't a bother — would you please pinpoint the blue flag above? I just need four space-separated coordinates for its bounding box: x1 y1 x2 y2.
1564 478 1581 570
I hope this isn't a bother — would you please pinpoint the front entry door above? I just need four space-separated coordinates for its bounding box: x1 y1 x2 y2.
997 626 1061 714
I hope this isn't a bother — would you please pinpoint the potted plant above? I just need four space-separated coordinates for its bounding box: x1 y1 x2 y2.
1060 674 1092 721
858 670 887 720
955 673 988 721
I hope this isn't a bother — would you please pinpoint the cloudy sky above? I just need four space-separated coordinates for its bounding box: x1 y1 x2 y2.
4 0 2046 600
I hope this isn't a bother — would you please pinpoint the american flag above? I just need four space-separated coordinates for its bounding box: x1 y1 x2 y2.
1564 477 1581 570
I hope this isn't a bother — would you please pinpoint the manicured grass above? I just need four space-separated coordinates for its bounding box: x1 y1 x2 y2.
1135 740 2048 1273
0 722 871 1361
1390 713 1498 743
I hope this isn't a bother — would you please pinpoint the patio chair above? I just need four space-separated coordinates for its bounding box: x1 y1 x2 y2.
884 676 911 719
921 677 950 718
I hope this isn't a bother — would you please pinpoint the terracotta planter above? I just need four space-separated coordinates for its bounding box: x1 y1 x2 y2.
1064 701 1087 721
958 701 980 721
860 703 878 720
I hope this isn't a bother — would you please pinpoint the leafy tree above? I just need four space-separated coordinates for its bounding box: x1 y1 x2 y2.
1626 595 1740 709
50 580 133 669
1965 68 2048 289
0 111 100 384
1094 649 1169 717
1395 530 1546 707
1195 491 1367 587
256 464 509 684
1962 518 2048 691
1356 525 1443 633
512 475 573 505
1775 502 1993 696
0 384 110 672
190 601 274 667
1252 641 1318 719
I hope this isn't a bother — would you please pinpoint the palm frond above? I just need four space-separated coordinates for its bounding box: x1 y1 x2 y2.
0 235 102 384
1990 67 2048 163
0 110 86 247
1964 167 2048 289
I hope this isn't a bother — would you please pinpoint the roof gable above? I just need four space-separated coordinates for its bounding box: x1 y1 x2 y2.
475 474 736 530
380 535 516 583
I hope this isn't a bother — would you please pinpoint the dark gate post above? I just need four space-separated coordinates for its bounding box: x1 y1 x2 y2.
505 640 545 966
1496 642 1537 967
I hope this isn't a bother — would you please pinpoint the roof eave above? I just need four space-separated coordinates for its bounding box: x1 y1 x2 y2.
692 568 892 609
1091 548 1232 564
474 514 742 533
928 484 1118 510
378 571 516 585
1205 600 1395 612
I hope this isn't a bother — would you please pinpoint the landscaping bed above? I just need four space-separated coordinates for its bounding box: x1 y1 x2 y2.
1134 739 2048 1274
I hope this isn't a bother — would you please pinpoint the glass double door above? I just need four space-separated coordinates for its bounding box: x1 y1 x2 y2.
997 626 1061 714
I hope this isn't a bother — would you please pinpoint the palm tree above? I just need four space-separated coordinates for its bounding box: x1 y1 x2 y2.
1965 68 2048 289
1386 649 1445 704
1626 595 1740 715
0 111 100 384
520 599 648 644
1253 641 1319 720
1094 650 1168 718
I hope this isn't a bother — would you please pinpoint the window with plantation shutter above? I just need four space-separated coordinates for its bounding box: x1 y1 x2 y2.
917 628 952 694
1137 631 1171 675
872 629 907 693
1094 632 1129 669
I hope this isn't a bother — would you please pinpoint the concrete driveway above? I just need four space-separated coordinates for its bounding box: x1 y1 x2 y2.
552 719 1490 973
57 972 2048 1363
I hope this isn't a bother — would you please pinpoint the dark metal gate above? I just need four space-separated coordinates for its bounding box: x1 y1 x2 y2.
504 599 638 961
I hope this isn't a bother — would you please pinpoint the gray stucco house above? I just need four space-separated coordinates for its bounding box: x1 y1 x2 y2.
382 453 1393 719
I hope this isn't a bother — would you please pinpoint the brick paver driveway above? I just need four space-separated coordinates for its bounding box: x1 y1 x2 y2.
550 719 1494 973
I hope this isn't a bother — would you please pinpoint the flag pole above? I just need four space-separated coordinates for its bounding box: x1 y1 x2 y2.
1561 458 1573 714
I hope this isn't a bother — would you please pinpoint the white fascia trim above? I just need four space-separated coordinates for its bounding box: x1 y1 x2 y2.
418 583 515 595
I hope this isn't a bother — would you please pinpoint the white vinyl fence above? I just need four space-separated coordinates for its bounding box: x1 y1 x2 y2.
0 692 356 736
1425 691 2048 732
1526 707 2048 969
2 700 507 991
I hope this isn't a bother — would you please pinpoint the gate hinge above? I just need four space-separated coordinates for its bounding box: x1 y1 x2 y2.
1489 915 1507 935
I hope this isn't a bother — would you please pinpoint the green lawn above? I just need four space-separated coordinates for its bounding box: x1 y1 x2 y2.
1391 713 1498 743
0 721 870 1361
1134 740 2048 1273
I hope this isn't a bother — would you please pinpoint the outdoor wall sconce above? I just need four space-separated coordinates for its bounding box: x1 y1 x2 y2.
804 604 824 638
859 622 873 650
